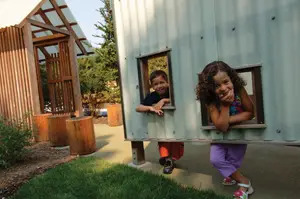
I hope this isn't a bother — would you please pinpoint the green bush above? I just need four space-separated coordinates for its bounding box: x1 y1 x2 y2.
0 118 32 169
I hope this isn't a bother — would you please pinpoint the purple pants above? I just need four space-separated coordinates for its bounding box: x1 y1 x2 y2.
210 144 247 177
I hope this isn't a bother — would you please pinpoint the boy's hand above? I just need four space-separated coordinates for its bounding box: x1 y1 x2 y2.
149 107 164 116
220 90 234 106
154 98 170 110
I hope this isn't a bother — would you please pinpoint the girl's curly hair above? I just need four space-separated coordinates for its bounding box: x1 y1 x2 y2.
196 61 246 105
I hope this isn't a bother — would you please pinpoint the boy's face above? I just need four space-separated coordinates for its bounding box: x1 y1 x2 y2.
151 75 169 95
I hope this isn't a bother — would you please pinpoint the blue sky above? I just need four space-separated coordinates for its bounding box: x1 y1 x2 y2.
65 0 104 47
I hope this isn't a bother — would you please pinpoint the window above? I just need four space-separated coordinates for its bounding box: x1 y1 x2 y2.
200 64 265 129
137 49 175 109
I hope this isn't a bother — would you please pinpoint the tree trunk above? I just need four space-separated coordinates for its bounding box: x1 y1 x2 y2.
33 113 52 142
48 114 70 147
107 103 123 126
66 116 96 155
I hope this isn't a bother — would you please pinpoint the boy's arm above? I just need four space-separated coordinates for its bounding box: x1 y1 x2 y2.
229 87 254 124
208 104 230 132
136 105 164 116
136 105 152 112
154 98 170 110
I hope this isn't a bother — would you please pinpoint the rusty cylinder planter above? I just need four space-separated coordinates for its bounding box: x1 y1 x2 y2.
48 114 70 147
107 104 123 127
33 113 52 142
66 116 96 155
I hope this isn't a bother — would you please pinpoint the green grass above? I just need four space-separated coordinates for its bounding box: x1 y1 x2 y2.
11 157 230 199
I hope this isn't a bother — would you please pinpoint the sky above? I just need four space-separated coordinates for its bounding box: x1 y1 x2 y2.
65 0 105 47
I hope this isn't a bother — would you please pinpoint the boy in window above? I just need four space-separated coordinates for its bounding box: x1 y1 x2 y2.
136 70 184 174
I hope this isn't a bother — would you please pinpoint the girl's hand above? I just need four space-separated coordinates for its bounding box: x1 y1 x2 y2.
149 106 164 116
220 90 234 106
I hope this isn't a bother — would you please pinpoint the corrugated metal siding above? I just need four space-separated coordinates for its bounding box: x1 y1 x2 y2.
113 0 300 144
0 26 33 125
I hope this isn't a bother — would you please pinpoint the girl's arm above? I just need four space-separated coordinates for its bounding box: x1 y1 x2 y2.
229 87 254 124
208 104 230 132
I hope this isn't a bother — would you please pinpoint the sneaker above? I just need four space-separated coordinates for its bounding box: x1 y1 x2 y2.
222 177 236 186
159 157 166 166
163 158 174 174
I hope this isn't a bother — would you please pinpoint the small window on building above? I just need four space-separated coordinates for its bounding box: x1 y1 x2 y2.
137 49 175 109
200 64 265 128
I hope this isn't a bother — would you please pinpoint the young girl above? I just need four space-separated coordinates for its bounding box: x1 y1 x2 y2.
196 61 254 199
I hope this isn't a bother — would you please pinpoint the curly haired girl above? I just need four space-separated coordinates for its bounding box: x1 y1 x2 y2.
196 61 254 199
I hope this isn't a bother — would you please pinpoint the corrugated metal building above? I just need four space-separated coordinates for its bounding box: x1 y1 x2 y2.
112 0 300 144
0 0 93 125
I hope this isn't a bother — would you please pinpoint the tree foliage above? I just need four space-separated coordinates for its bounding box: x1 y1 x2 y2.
148 55 168 76
78 0 120 106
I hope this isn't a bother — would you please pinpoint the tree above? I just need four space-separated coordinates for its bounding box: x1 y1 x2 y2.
78 0 120 105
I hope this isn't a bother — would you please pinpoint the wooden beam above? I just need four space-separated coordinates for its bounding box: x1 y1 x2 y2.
27 19 70 35
32 23 78 34
33 37 69 48
68 36 83 116
32 34 51 58
18 0 48 28
49 0 88 55
23 22 41 114
35 5 68 14
57 23 77 28
37 9 52 26
33 33 67 44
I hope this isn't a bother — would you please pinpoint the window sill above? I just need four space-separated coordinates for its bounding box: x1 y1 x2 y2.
201 124 267 130
162 106 176 110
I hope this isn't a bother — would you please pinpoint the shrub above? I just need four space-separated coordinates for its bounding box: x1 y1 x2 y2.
0 118 32 169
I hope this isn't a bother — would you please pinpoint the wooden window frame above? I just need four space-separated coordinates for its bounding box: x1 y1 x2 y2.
200 64 266 129
136 49 175 110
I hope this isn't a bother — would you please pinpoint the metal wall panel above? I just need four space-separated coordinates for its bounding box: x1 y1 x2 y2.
113 0 300 144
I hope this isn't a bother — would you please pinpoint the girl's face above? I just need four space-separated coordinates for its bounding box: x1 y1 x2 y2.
213 71 233 98
151 75 169 95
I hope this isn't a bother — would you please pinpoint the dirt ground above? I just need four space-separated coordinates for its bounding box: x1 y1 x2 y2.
0 142 76 198
93 117 108 124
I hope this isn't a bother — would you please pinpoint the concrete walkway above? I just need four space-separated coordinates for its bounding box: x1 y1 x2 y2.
93 124 300 199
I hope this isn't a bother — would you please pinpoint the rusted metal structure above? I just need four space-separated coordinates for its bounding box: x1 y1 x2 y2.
0 0 93 126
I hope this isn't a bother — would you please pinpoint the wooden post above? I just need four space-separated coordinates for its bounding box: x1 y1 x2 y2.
48 114 70 147
23 21 41 115
66 116 96 155
33 113 52 142
131 141 145 165
68 36 83 117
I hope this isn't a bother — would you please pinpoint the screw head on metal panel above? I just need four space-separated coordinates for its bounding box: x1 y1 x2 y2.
200 36 204 40
271 16 276 20
232 27 236 31
276 129 281 134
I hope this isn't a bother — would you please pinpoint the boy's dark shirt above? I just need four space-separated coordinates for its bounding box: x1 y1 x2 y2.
141 91 169 106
